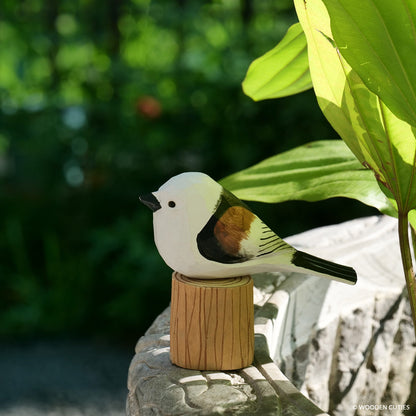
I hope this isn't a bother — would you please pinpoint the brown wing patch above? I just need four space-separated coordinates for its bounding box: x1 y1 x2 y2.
213 206 255 255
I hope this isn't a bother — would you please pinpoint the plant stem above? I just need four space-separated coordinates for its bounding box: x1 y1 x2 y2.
398 211 416 339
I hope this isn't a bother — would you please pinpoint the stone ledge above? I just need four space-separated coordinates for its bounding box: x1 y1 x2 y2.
127 216 416 416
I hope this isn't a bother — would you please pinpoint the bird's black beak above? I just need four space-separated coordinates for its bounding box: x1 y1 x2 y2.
139 193 161 212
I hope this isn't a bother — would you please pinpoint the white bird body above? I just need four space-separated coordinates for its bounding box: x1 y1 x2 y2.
140 172 357 285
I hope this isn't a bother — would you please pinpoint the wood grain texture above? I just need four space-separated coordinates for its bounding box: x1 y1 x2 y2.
170 272 254 370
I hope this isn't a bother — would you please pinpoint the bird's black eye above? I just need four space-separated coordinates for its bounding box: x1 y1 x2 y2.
168 201 176 208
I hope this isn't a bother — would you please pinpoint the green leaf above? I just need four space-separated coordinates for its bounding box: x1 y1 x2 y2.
342 70 416 213
294 0 416 214
242 23 312 101
293 0 365 162
221 140 394 215
323 0 416 127
409 209 416 230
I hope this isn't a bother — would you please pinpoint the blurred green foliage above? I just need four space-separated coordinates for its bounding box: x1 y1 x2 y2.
0 0 376 342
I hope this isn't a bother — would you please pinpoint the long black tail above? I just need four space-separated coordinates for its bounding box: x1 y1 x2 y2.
292 251 357 285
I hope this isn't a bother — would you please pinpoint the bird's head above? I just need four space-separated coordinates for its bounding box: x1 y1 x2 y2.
139 172 222 235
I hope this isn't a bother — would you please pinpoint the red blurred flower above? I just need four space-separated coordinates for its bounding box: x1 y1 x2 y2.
136 96 162 119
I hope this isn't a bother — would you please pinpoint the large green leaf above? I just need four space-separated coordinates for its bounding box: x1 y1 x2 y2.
342 70 416 213
242 23 312 101
221 140 394 214
294 0 416 214
323 0 416 128
293 0 365 162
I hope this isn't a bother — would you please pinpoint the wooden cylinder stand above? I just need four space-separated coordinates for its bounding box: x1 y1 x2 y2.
170 272 254 371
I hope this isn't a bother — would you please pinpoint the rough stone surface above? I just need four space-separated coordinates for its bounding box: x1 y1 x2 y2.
127 216 416 416
127 308 281 415
279 216 416 416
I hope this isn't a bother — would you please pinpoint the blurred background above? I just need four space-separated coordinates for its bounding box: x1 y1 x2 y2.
0 0 377 413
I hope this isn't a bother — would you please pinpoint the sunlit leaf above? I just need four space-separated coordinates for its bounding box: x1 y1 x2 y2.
242 23 312 101
409 210 416 230
293 0 364 161
294 0 416 214
221 140 394 215
342 70 416 213
323 0 416 127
